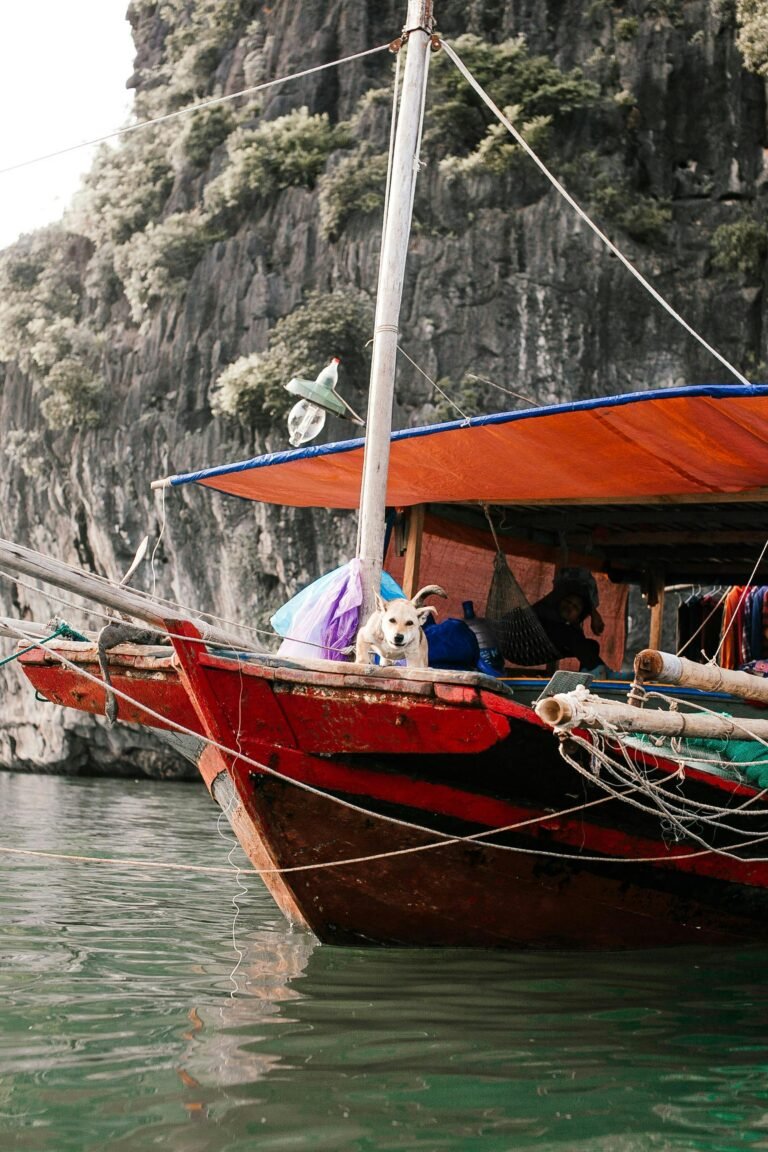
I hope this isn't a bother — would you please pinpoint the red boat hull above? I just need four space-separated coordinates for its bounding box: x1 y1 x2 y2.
19 634 768 949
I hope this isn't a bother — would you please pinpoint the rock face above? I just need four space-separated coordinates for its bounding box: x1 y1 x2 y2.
0 0 765 775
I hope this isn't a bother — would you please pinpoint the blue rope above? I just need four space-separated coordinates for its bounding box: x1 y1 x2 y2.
0 622 88 669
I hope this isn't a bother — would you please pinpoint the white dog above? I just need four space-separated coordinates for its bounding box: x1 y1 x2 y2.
355 585 447 668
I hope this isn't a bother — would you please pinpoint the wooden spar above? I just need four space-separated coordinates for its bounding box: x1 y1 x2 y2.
357 0 434 626
647 576 665 652
536 691 768 741
401 504 425 598
0 617 58 641
636 648 768 704
0 536 251 651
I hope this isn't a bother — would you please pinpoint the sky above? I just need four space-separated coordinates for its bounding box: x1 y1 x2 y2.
0 1 135 250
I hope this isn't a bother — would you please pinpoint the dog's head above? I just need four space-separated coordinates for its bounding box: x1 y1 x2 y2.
375 595 438 652
374 586 447 651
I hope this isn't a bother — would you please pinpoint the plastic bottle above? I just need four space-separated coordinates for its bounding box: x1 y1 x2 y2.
462 601 505 674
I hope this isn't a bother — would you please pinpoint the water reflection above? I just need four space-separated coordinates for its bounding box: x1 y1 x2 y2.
4 773 768 1151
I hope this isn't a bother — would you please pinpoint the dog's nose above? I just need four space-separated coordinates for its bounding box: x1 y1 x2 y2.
393 634 405 645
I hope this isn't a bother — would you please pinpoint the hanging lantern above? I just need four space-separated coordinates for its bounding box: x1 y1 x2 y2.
285 358 364 447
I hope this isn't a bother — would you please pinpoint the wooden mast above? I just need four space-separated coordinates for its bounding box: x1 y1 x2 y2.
357 0 434 623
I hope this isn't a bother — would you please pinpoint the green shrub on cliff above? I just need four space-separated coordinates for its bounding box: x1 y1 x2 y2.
591 181 671 242
0 229 83 373
0 229 106 429
711 213 768 278
427 34 600 171
736 0 768 74
71 131 175 246
114 209 217 320
183 104 236 167
211 289 372 425
39 358 105 430
205 108 352 219
318 150 389 238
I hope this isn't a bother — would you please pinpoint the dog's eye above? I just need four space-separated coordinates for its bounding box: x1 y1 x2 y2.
388 617 397 624
405 620 415 627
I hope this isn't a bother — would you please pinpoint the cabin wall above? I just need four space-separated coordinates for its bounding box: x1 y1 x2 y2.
0 0 765 773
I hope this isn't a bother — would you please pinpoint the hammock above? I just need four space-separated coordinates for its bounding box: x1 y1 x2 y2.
485 551 560 666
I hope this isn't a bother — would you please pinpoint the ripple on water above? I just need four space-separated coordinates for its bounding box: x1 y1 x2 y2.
4 773 768 1151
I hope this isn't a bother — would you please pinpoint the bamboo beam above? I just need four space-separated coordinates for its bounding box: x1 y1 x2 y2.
635 649 768 704
536 691 768 741
0 537 252 651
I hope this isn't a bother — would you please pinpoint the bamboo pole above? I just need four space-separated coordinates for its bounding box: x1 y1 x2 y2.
635 649 768 704
0 537 251 651
357 1 434 626
536 691 768 741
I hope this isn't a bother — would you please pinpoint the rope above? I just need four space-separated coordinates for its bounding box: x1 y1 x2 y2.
0 617 669 869
0 43 392 178
0 623 85 668
397 344 471 420
439 38 752 389
712 536 768 664
9 613 768 870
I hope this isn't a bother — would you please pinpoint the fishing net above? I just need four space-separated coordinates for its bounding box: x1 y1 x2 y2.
485 550 560 666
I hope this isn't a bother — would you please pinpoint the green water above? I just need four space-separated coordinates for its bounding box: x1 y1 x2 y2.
3 774 768 1152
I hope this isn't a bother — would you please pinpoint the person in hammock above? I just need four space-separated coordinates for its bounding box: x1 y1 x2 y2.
531 574 603 672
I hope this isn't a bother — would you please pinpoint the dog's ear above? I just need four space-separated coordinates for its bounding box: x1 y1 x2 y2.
416 604 438 625
374 592 387 614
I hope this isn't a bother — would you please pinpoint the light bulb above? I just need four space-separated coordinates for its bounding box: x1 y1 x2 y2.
287 399 327 446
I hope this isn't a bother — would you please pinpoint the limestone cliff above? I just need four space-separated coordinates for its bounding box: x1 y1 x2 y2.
0 0 765 774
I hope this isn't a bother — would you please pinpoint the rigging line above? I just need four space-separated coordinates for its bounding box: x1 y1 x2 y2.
0 616 497 845
0 565 350 659
565 701 768 811
614 730 768 813
439 39 752 389
6 790 768 871
0 43 392 178
9 615 767 869
567 727 768 844
0 844 235 874
675 583 731 660
0 615 653 865
397 344 471 420
466 374 540 407
558 734 768 860
380 47 402 263
713 536 768 662
215 793 247 996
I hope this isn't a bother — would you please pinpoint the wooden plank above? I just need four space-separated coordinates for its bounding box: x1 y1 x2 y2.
649 585 667 649
594 530 768 547
401 504 425 598
477 490 768 506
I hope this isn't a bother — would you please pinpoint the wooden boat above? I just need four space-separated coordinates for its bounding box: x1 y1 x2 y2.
4 1 768 949
6 380 768 949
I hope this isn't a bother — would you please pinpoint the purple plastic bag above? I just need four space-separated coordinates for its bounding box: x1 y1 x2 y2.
272 560 363 661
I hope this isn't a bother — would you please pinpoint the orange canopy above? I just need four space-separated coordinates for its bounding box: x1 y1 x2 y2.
165 386 768 508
